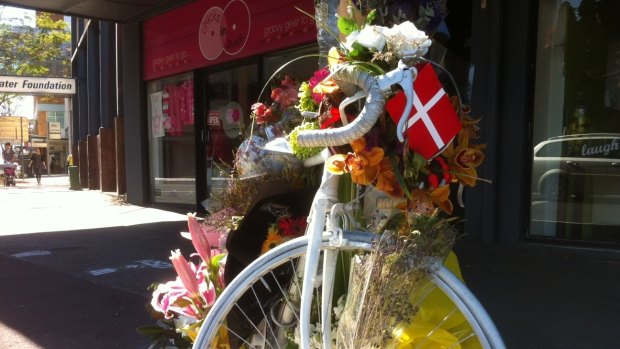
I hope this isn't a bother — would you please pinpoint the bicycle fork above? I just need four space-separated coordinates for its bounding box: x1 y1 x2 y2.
299 162 340 349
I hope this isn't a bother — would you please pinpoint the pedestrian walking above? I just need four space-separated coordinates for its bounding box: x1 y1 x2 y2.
2 142 15 163
29 148 46 184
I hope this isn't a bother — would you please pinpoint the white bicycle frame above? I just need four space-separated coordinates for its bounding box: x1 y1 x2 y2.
297 149 344 349
193 62 506 349
294 62 419 349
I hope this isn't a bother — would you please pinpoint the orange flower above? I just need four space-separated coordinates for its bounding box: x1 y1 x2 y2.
408 189 436 216
461 115 483 140
408 185 453 216
375 157 404 198
442 131 485 187
429 184 453 215
261 226 283 254
326 138 384 186
349 149 384 185
450 95 483 140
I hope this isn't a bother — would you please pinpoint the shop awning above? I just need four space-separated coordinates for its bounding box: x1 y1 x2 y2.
0 0 194 23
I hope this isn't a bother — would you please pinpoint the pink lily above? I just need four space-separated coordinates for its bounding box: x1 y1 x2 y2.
170 249 201 297
152 251 218 320
187 213 211 264
151 278 201 319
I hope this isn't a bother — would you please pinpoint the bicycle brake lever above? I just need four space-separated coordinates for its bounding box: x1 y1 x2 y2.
377 61 416 143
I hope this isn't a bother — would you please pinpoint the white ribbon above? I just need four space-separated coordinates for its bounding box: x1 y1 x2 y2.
407 89 446 149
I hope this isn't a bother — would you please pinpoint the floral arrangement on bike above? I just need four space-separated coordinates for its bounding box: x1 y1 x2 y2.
141 2 487 348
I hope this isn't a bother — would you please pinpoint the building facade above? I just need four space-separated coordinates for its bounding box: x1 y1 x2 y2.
62 0 620 248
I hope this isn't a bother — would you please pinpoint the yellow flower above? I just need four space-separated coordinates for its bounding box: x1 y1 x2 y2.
261 226 283 254
327 47 343 68
312 76 339 94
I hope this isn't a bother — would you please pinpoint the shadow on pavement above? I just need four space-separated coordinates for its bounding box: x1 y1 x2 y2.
0 220 193 349
455 241 620 349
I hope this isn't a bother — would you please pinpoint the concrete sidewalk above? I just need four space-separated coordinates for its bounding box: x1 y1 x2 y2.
0 175 186 235
2 175 620 348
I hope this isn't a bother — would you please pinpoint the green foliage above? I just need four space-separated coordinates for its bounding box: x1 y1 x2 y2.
288 121 324 160
365 9 377 26
337 16 358 36
0 12 70 77
297 81 318 113
0 10 70 115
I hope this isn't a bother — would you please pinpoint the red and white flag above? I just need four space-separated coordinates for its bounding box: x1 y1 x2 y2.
386 63 462 160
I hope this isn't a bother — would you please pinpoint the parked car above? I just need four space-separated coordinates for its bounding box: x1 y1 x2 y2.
532 133 620 201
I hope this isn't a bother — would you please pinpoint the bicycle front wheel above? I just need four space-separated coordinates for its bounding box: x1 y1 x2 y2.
193 231 504 349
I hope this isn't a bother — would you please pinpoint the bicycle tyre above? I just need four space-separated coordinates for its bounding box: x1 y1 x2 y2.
193 231 505 349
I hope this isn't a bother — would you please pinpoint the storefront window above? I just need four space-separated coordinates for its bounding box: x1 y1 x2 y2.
202 64 258 209
200 45 319 211
530 0 620 243
147 72 196 204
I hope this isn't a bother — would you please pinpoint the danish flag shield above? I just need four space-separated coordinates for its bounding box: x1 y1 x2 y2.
386 63 462 160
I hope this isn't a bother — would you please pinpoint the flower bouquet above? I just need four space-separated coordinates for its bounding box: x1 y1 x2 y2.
138 213 229 348
143 1 488 346
272 3 486 348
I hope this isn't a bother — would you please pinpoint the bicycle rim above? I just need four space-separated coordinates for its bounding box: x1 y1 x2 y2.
193 231 504 349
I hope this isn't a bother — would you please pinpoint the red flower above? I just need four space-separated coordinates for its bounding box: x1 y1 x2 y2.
308 67 330 104
251 102 267 117
278 216 307 237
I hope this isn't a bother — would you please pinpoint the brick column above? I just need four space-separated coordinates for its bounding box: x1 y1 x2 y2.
115 117 126 195
87 135 99 190
78 140 88 188
98 127 116 192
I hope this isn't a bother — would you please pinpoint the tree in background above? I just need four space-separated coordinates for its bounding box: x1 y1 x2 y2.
0 8 71 116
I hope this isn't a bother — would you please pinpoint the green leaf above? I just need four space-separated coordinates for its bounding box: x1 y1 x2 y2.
365 9 377 26
337 16 358 36
136 325 165 336
389 155 413 200
350 61 385 75
211 252 227 268
412 152 427 172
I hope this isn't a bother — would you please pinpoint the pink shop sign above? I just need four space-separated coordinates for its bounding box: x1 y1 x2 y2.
143 0 316 81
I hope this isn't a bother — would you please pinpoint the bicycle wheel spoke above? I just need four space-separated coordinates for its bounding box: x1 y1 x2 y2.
249 286 282 349
193 233 504 349
216 321 256 349
413 307 458 349
269 269 300 327
447 330 477 349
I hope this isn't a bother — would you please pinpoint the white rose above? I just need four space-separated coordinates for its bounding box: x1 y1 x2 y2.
384 21 432 58
345 25 386 52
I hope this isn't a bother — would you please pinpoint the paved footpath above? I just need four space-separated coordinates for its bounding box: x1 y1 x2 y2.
0 175 188 348
0 175 185 235
2 175 620 348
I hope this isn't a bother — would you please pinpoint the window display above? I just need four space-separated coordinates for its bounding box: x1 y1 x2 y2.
148 72 196 204
530 0 620 243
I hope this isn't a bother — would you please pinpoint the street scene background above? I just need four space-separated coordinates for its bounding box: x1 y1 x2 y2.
1 176 620 348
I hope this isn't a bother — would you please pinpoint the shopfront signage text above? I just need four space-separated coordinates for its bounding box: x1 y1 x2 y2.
143 0 316 81
0 76 76 95
199 0 250 60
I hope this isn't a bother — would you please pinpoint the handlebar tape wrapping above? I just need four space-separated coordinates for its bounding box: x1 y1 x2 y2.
296 66 386 148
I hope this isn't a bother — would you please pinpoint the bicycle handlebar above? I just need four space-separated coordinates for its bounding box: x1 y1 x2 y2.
295 65 387 148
